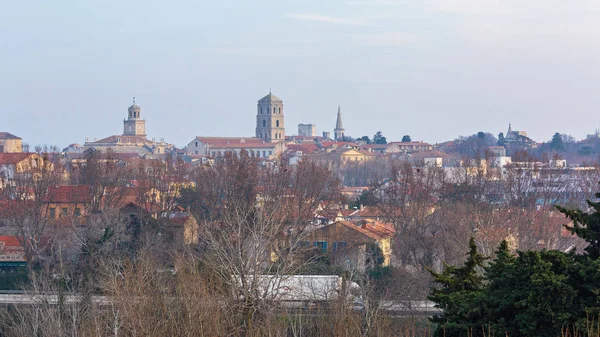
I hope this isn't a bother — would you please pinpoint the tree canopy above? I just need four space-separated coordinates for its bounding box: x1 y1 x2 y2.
428 190 600 337
373 131 387 144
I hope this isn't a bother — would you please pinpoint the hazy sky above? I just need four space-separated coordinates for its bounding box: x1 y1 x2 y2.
2 0 600 148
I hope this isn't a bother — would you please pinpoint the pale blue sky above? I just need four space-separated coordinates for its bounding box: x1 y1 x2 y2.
2 0 600 148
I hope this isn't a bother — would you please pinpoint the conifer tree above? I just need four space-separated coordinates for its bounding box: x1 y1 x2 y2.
428 237 487 337
556 191 600 259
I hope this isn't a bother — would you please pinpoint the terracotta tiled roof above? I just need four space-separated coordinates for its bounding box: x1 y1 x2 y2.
389 141 432 147
0 236 22 247
89 135 152 144
209 143 278 149
286 144 319 153
321 141 359 148
336 220 395 241
195 137 268 146
0 153 34 165
44 185 92 204
361 144 389 149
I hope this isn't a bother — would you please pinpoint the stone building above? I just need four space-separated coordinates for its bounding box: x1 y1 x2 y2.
83 99 172 157
255 92 285 142
123 99 146 136
298 124 317 137
0 133 22 153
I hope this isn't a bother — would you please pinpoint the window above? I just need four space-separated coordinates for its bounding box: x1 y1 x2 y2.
273 107 276 113
263 151 266 157
61 208 68 218
278 107 281 114
314 241 328 252
49 208 56 219
263 120 266 127
276 120 279 127
74 208 81 217
333 241 347 252
195 141 198 147
269 151 272 156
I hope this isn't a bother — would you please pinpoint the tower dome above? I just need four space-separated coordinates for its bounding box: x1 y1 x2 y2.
128 97 141 119
123 97 146 136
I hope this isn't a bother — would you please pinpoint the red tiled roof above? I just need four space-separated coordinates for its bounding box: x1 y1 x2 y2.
0 236 22 247
388 141 433 147
286 144 319 154
195 137 269 146
0 153 33 165
321 141 359 148
44 185 92 204
209 143 278 149
336 220 395 240
89 135 151 144
361 144 389 149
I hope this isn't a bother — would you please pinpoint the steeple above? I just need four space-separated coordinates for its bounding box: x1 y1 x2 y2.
334 105 345 141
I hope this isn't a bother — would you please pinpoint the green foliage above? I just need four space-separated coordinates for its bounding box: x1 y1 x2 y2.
401 135 412 142
550 132 566 151
373 131 387 144
557 193 600 259
497 132 505 146
429 191 600 337
358 136 372 144
427 237 487 337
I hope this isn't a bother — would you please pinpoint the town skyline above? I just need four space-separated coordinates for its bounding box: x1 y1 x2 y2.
1 92 596 149
3 0 600 147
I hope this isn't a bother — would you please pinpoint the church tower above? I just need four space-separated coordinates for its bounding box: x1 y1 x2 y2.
256 91 285 142
334 105 345 141
123 97 146 136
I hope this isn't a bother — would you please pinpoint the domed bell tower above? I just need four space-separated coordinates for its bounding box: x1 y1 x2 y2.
123 97 146 136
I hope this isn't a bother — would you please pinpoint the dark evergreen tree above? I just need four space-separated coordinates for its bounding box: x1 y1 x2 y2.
401 135 411 142
556 192 600 259
428 237 487 337
550 132 565 151
358 135 371 144
497 132 505 146
373 131 387 144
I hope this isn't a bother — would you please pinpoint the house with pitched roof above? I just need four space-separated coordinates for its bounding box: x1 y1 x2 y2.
42 185 93 223
185 137 285 159
306 220 395 269
0 153 48 188
0 133 22 153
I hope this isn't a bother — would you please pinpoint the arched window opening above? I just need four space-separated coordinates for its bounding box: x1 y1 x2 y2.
263 120 266 127
276 120 280 127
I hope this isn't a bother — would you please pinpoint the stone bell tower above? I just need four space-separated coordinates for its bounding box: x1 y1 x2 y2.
123 97 146 136
255 91 285 142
